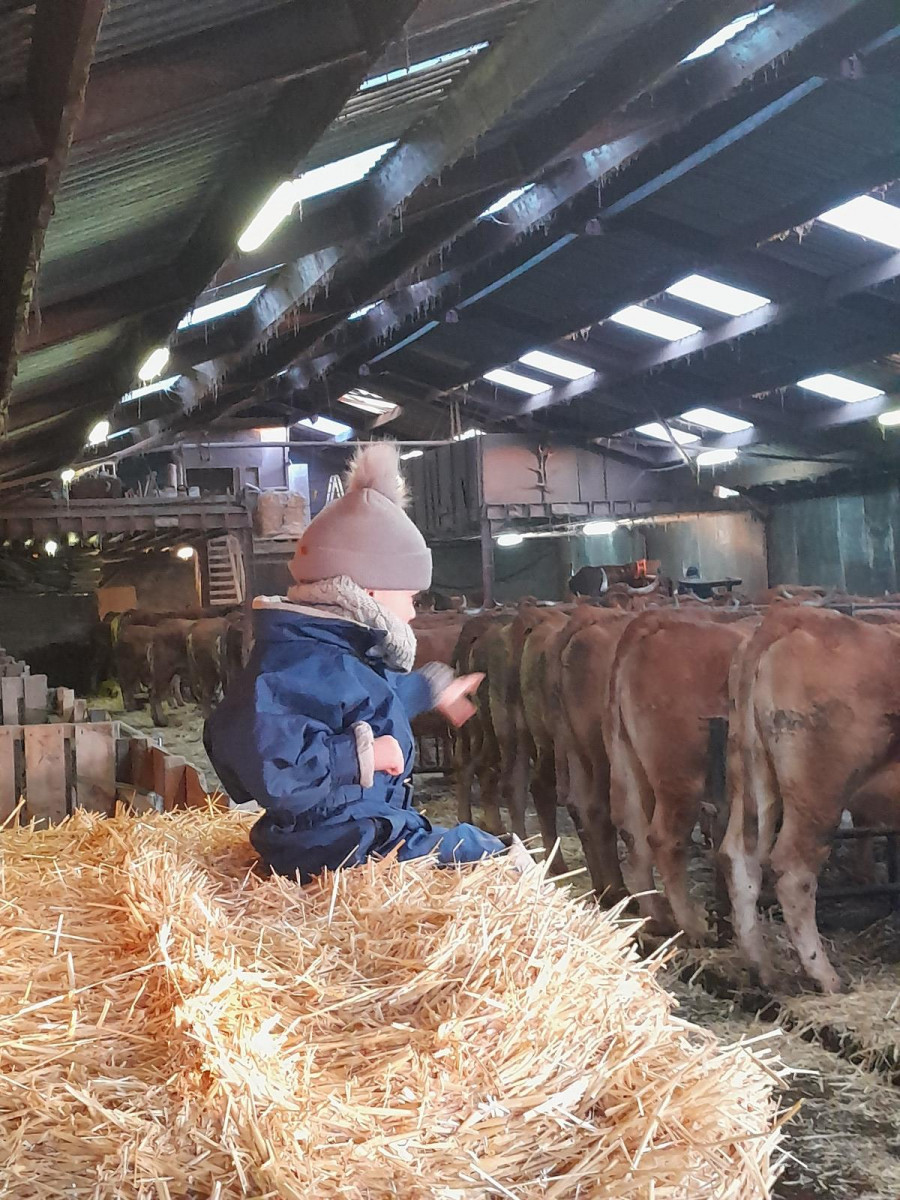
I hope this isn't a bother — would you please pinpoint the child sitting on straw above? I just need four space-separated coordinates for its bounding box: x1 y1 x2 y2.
205 443 515 882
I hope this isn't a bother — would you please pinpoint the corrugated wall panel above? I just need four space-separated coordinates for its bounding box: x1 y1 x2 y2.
766 489 900 595
643 513 768 595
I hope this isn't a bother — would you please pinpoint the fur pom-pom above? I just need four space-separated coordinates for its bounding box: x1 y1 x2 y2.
344 442 408 508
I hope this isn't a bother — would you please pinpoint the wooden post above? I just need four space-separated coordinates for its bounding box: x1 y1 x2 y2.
237 526 255 625
23 724 67 825
74 723 116 814
480 516 495 609
197 538 210 607
0 727 18 824
1 676 24 724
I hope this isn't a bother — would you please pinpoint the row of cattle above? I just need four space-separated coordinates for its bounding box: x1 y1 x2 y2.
413 589 900 993
110 607 244 725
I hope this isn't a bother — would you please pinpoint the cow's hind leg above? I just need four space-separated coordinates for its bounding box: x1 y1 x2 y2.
648 786 708 944
609 732 672 932
531 750 567 875
567 750 626 904
770 820 842 993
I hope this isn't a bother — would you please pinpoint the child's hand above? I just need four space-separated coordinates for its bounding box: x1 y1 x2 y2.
373 735 405 776
435 673 484 727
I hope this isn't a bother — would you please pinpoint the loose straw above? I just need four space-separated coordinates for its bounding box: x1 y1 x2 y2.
0 806 787 1198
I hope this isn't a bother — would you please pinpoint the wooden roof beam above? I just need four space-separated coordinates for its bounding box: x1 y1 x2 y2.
0 0 107 423
168 0 755 419
305 0 895 384
516 247 900 426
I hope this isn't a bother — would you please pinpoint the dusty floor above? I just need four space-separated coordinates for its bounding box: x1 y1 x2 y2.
111 699 900 1199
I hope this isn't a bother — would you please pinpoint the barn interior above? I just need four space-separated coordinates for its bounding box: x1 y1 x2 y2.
1 1 900 1196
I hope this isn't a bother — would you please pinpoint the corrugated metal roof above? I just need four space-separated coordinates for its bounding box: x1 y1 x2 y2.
373 0 537 75
10 325 122 403
37 92 258 305
637 75 900 240
306 53 484 169
94 0 293 64
0 1 33 98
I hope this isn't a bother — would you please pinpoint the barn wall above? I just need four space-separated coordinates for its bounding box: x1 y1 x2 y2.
643 512 768 594
431 538 570 603
569 527 645 573
0 594 100 692
101 552 199 610
766 488 900 593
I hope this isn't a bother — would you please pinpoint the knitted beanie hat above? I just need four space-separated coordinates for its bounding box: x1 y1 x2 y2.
289 442 432 591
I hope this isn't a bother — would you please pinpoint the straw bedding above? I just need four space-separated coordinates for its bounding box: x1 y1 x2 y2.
0 807 785 1199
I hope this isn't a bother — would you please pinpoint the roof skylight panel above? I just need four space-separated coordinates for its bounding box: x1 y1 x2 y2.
633 422 700 445
817 194 900 250
360 43 489 92
665 274 769 316
484 368 549 395
681 407 753 433
296 416 354 440
682 6 774 62
518 350 593 380
609 305 701 341
178 286 264 330
480 185 534 218
796 373 884 403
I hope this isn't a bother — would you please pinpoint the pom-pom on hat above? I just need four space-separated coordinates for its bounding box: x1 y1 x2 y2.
289 442 432 591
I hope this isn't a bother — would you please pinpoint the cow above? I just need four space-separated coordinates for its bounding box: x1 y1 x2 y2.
517 605 571 872
410 612 466 759
187 617 229 717
453 610 512 835
114 623 156 714
558 606 633 902
146 618 195 725
607 609 757 942
720 606 900 992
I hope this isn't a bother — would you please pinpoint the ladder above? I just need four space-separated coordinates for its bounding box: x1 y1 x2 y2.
206 535 244 606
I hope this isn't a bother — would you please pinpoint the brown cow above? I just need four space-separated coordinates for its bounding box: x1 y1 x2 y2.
453 610 512 835
410 612 465 753
518 605 571 871
115 624 156 713
558 606 633 901
146 618 195 726
187 617 228 717
607 610 757 941
721 607 900 992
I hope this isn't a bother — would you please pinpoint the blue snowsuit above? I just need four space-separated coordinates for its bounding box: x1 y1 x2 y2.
203 601 505 881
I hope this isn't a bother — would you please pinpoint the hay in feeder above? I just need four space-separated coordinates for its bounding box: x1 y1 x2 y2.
0 807 787 1198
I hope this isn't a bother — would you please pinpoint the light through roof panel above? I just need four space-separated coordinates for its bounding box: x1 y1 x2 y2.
682 6 774 62
340 389 397 415
681 407 753 433
797 373 884 403
634 422 700 445
120 376 181 403
818 194 900 250
518 350 593 380
609 305 701 341
297 415 354 440
178 285 264 330
665 274 769 316
484 368 549 395
481 185 533 218
360 42 489 91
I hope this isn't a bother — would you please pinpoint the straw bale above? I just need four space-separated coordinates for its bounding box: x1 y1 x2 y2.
0 807 785 1198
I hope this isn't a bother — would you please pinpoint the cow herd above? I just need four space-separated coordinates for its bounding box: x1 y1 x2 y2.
104 589 898 994
414 587 900 993
109 606 244 726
